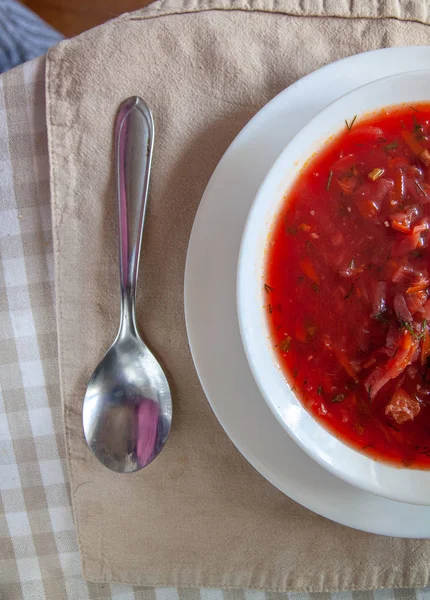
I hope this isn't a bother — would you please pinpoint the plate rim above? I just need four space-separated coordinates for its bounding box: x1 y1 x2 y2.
184 45 430 538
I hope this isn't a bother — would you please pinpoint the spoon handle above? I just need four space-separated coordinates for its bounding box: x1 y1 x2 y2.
115 97 154 331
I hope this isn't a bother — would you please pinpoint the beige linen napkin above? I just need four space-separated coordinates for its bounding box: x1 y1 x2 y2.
46 0 430 591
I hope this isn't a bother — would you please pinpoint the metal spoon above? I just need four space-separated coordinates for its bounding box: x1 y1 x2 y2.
82 97 172 473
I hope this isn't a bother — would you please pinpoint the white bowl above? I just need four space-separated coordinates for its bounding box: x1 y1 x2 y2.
237 70 430 506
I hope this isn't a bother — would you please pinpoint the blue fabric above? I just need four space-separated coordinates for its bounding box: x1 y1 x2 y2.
0 0 63 73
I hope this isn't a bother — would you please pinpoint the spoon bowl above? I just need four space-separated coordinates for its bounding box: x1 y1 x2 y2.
83 97 172 473
83 330 171 473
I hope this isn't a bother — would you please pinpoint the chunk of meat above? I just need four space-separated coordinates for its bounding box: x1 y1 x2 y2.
385 389 421 424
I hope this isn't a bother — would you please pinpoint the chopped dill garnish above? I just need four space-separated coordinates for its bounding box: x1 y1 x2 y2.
332 393 346 403
373 311 388 323
279 335 291 353
415 180 429 198
387 422 400 432
413 115 423 132
385 141 398 151
345 115 357 131
400 319 423 340
344 284 354 299
305 240 315 253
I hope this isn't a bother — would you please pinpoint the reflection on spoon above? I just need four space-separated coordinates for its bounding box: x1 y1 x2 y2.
136 397 159 466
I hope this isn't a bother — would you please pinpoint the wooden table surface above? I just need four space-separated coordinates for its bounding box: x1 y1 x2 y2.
22 0 153 37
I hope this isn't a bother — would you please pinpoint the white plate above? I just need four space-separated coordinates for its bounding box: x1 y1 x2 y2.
238 70 430 506
184 46 430 537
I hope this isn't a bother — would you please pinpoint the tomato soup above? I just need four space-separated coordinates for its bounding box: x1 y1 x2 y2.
265 104 430 468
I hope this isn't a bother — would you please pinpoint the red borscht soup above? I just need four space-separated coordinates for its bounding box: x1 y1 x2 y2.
265 104 430 468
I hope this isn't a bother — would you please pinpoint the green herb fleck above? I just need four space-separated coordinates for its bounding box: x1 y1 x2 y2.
400 319 423 340
305 239 315 253
413 115 423 132
306 324 318 338
344 284 354 300
317 385 324 396
392 346 399 359
268 304 272 314
293 366 298 379
326 170 333 191
345 115 357 131
311 282 320 293
415 180 429 198
387 422 400 432
332 393 346 403
373 311 388 323
279 335 291 353
410 105 419 113
286 225 298 236
376 137 388 143
264 284 275 294
338 201 350 217
385 141 399 151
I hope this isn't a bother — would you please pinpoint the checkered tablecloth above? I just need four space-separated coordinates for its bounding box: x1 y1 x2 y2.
1 55 430 600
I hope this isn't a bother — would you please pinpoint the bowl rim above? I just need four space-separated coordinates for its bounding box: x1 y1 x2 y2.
237 68 430 506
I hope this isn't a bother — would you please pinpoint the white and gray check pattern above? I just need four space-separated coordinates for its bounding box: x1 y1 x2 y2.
1 56 430 600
